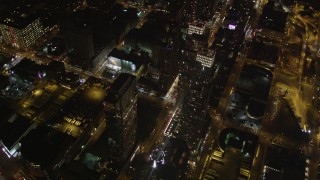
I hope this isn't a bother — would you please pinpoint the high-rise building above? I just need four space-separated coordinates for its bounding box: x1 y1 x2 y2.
185 20 215 68
187 20 208 35
61 11 95 69
151 14 182 93
0 12 44 48
183 0 214 22
196 48 215 67
123 11 182 94
104 73 137 161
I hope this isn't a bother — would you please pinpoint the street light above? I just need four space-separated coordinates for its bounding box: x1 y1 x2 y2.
152 160 157 168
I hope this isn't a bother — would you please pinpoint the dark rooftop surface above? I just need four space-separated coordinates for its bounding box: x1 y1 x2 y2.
275 100 307 141
1 10 39 29
109 73 133 93
105 73 135 104
138 76 158 90
213 27 238 50
20 125 76 166
214 27 237 42
124 11 179 47
258 1 288 32
265 145 306 180
60 161 101 180
247 40 279 65
158 164 178 180
0 102 15 121
11 58 47 80
0 75 9 89
0 112 32 149
236 64 273 101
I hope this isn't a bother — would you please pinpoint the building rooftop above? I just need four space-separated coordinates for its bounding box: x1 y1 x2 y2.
184 34 208 52
11 58 47 81
237 64 273 101
0 107 32 149
61 9 93 34
188 20 206 27
213 27 237 50
60 160 102 180
258 1 288 32
108 48 144 70
197 47 215 57
60 72 80 89
264 145 306 180
138 76 158 91
1 10 39 29
0 104 18 122
46 77 107 138
218 128 258 155
105 73 135 104
124 11 179 49
247 40 279 65
203 127 257 180
20 125 76 166
60 77 107 129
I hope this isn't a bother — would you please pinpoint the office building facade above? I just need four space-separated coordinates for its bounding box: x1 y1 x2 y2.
0 15 44 48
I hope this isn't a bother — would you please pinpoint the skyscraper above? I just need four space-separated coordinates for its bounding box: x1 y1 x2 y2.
104 73 138 160
150 13 182 93
0 12 44 48
183 0 214 22
61 11 95 69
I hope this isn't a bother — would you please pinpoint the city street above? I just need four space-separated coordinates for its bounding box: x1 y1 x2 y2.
117 87 181 179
